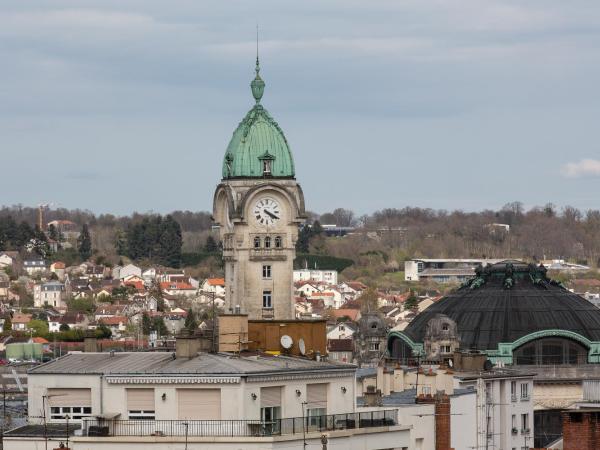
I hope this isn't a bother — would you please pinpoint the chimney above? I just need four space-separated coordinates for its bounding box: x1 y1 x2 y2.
363 385 382 407
84 331 98 353
434 394 451 450
218 314 248 353
175 330 202 359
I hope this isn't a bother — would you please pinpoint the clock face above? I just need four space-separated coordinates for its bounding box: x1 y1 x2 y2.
253 197 281 226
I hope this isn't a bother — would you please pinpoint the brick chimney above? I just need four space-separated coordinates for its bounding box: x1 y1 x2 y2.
434 394 451 450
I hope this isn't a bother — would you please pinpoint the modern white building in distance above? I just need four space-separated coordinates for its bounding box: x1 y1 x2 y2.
404 258 503 283
293 269 338 286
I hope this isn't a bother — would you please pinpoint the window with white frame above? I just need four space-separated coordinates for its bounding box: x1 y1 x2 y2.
521 413 529 432
369 342 380 351
127 389 155 420
50 406 92 420
263 290 272 309
262 265 272 279
511 381 517 400
520 382 529 399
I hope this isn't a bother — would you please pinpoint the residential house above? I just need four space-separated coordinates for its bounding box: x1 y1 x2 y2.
112 264 142 280
99 316 128 335
293 268 338 285
51 312 89 332
0 251 18 268
201 278 226 296
160 281 197 297
94 304 126 322
46 220 79 239
295 281 322 297
23 258 47 275
11 313 32 331
330 308 361 322
327 322 357 340
327 339 353 363
33 281 67 308
0 272 9 299
339 281 367 300
50 261 66 280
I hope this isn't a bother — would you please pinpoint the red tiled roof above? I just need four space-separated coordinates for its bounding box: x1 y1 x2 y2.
99 316 127 326
124 280 145 291
206 278 225 286
160 282 194 290
51 261 66 269
331 309 360 321
12 313 32 324
32 337 50 344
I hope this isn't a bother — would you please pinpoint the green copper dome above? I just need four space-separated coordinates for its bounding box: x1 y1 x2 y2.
222 58 295 179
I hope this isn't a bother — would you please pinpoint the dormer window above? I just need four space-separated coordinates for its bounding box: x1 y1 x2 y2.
263 160 271 175
259 151 275 177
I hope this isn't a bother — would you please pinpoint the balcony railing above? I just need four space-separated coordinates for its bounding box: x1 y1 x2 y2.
82 410 398 438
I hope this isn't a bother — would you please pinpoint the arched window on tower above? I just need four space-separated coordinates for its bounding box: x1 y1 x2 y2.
274 236 282 248
254 236 261 249
264 236 271 248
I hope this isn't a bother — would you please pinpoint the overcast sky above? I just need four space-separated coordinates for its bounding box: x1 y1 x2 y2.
1 1 600 216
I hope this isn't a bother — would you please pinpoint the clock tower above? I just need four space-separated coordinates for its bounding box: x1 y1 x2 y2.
213 57 306 320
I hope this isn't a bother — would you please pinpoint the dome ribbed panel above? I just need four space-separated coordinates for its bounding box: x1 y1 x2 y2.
222 105 295 179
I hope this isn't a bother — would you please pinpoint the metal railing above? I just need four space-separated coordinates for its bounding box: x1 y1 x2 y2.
82 409 397 438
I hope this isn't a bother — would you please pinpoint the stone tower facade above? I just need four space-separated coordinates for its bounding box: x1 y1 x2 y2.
213 58 305 320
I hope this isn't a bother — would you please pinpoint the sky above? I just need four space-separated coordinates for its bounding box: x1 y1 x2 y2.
1 0 600 216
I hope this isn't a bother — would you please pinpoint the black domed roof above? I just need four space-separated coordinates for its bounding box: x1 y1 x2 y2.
403 260 600 350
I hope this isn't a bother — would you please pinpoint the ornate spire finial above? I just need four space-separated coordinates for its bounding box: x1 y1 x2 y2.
251 25 265 104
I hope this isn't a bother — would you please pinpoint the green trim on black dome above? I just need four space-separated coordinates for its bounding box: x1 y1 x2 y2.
222 58 295 179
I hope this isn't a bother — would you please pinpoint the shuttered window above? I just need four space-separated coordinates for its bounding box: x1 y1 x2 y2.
260 387 282 408
307 384 328 409
47 388 91 407
127 389 155 419
177 389 221 420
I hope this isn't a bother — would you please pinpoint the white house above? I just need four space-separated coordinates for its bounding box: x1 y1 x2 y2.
112 264 142 280
33 281 67 308
23 258 47 275
327 322 357 340
293 269 338 285
0 251 18 268
201 278 226 297
295 281 322 297
5 345 411 450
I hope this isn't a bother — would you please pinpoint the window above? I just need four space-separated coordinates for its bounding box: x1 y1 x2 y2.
262 160 272 175
520 382 529 399
263 290 272 309
521 413 529 432
254 237 261 248
264 236 271 248
50 406 92 420
274 236 282 248
511 381 517 401
262 265 272 279
512 414 517 431
441 345 451 353
307 383 327 427
442 323 449 331
339 325 345 331
260 386 281 435
128 410 155 420
369 342 380 351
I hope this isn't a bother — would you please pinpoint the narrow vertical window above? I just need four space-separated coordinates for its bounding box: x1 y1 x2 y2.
274 236 282 248
264 236 271 248
263 290 272 308
262 265 272 279
263 160 271 175
254 236 261 248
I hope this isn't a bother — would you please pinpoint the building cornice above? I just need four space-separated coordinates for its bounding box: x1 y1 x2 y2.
246 370 354 383
106 376 241 385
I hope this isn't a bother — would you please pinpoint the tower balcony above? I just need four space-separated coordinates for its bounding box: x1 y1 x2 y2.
249 248 287 261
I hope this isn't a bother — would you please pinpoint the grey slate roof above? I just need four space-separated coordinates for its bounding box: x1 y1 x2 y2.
29 352 355 376
402 261 600 350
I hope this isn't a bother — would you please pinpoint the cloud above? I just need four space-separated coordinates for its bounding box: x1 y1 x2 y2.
561 159 600 178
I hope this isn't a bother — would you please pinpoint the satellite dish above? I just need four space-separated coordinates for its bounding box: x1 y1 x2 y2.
299 339 306 356
280 335 293 350
448 359 453 368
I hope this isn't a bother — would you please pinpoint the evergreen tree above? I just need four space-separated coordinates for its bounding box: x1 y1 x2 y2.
153 317 168 337
296 226 311 253
141 313 152 335
184 308 198 331
77 224 92 261
114 229 127 256
404 290 419 311
157 215 182 267
311 220 324 236
3 315 11 332
204 235 219 253
30 226 50 257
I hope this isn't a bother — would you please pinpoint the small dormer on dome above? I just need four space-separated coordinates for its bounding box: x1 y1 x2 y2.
222 58 295 180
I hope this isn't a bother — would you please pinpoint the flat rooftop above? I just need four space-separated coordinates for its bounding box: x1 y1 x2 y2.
29 352 355 376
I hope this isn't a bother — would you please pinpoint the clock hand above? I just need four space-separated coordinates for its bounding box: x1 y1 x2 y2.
264 210 279 220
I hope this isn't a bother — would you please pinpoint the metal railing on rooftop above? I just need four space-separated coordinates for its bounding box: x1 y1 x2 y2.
82 409 397 438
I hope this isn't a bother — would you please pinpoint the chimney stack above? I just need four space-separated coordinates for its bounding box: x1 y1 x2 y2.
84 331 98 353
175 330 202 359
